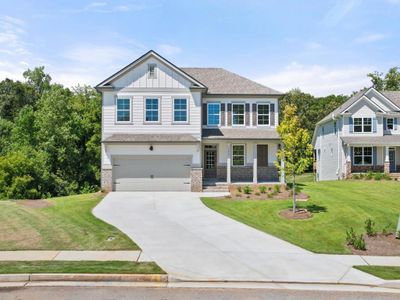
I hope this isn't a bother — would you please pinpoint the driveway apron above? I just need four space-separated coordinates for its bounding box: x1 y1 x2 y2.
93 192 382 285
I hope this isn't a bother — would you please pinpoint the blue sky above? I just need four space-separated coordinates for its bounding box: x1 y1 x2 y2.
0 0 399 96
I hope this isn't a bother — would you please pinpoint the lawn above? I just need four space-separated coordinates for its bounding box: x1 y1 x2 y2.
0 193 138 250
0 261 164 274
354 266 400 280
202 180 400 254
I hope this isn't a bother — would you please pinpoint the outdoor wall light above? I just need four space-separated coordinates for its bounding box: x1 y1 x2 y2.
149 145 154 151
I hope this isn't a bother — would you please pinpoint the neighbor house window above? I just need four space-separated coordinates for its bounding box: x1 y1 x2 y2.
353 147 372 165
207 103 220 126
148 64 156 79
353 117 372 133
334 121 337 135
145 98 159 122
257 104 270 125
173 98 188 122
387 118 394 130
116 98 131 122
232 144 245 166
232 104 245 125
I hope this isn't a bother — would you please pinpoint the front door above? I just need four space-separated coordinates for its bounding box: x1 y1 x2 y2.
204 145 217 178
257 145 268 167
389 148 396 172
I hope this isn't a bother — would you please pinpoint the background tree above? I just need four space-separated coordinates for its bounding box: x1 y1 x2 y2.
276 104 313 213
368 67 400 91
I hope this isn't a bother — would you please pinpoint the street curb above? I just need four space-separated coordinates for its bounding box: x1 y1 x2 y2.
0 273 167 283
380 280 400 290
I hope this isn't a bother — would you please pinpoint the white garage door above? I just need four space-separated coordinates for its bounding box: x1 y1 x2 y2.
113 155 192 191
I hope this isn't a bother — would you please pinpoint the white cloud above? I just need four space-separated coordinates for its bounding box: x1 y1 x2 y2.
0 15 30 56
255 62 372 96
322 0 361 26
157 44 182 56
355 33 389 44
66 1 148 14
305 42 322 50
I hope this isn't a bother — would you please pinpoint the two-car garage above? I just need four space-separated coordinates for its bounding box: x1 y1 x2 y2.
112 155 192 191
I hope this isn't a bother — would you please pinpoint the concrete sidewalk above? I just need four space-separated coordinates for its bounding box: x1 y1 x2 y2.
0 251 152 262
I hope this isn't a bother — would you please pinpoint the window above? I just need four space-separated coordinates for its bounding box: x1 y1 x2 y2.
353 147 372 165
145 98 159 122
148 64 156 79
173 98 188 122
207 103 220 126
353 117 372 133
232 104 245 125
116 98 131 122
257 104 270 125
322 126 325 136
387 118 394 130
232 145 245 166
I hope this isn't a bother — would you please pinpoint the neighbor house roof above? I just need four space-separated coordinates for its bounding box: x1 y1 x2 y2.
102 134 200 143
382 91 400 108
180 68 282 95
341 135 400 146
202 128 280 140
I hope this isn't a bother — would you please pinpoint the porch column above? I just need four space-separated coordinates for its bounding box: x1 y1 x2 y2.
227 143 231 184
253 144 257 183
280 158 285 184
345 144 352 178
384 146 390 174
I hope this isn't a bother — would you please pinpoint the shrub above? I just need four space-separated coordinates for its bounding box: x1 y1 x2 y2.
382 222 392 236
267 193 272 198
364 218 376 236
365 171 374 180
346 227 356 245
268 187 272 191
352 174 360 180
258 186 267 194
235 193 242 198
243 185 252 194
373 173 383 181
273 184 280 194
353 234 366 250
237 186 242 192
255 192 260 196
382 173 392 181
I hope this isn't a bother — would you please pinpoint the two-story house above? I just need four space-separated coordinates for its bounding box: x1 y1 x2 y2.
313 87 400 181
96 50 283 192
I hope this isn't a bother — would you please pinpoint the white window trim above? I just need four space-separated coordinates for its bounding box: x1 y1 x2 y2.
353 146 373 166
115 97 132 124
144 97 161 123
232 144 246 166
172 97 189 124
386 118 394 130
147 63 157 79
257 103 270 126
353 117 372 133
232 103 245 126
207 102 221 127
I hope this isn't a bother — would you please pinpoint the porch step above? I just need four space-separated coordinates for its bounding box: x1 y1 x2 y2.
202 182 229 192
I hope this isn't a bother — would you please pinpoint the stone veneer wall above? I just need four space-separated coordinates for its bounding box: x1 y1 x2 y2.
258 166 279 181
351 165 384 173
214 165 279 182
191 168 203 192
101 168 113 192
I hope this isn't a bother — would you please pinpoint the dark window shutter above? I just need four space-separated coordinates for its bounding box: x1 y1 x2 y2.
373 117 377 133
227 103 232 126
245 103 250 126
395 117 398 130
383 118 387 130
220 103 225 126
202 103 207 125
252 104 257 126
270 103 275 126
373 146 377 165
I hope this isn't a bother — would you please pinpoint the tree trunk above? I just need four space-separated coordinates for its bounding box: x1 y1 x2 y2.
292 174 297 214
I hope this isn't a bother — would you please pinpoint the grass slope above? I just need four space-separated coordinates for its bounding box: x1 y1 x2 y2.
0 261 164 274
203 180 400 254
0 193 138 250
354 266 400 280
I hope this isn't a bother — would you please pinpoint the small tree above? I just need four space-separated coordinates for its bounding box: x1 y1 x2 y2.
276 104 313 213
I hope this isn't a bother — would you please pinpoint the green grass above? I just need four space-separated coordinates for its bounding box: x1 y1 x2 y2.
354 266 400 280
202 180 400 254
0 261 165 274
290 172 315 183
0 193 138 250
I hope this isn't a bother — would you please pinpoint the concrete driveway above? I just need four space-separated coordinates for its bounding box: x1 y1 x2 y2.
93 192 382 285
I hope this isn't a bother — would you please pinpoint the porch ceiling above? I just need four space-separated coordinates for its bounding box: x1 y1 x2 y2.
341 135 400 146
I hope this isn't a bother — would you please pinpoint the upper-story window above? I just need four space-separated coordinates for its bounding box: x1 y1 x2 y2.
232 104 245 125
148 64 157 79
387 118 394 130
145 98 159 122
207 103 220 126
354 117 372 133
173 98 188 123
257 104 270 125
116 98 131 122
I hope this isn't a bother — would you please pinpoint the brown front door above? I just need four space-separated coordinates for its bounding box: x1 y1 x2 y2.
257 145 268 167
204 146 217 178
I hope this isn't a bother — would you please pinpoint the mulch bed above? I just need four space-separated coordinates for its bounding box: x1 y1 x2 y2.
350 233 400 256
227 184 309 201
279 208 312 220
16 200 53 208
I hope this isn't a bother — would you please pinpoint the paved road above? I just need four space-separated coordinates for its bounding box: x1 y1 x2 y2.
1 286 399 300
93 192 381 284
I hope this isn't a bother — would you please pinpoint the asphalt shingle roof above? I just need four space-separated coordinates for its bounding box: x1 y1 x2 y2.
103 134 200 143
341 135 400 146
202 128 280 140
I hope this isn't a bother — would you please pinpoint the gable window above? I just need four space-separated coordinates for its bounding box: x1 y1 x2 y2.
353 147 372 165
116 98 131 122
232 104 245 125
145 98 159 122
173 98 188 122
257 104 270 125
387 118 394 130
353 117 372 133
232 144 245 166
148 64 157 79
207 103 220 126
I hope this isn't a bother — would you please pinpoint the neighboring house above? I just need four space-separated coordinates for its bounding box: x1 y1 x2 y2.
96 50 284 192
313 87 400 181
